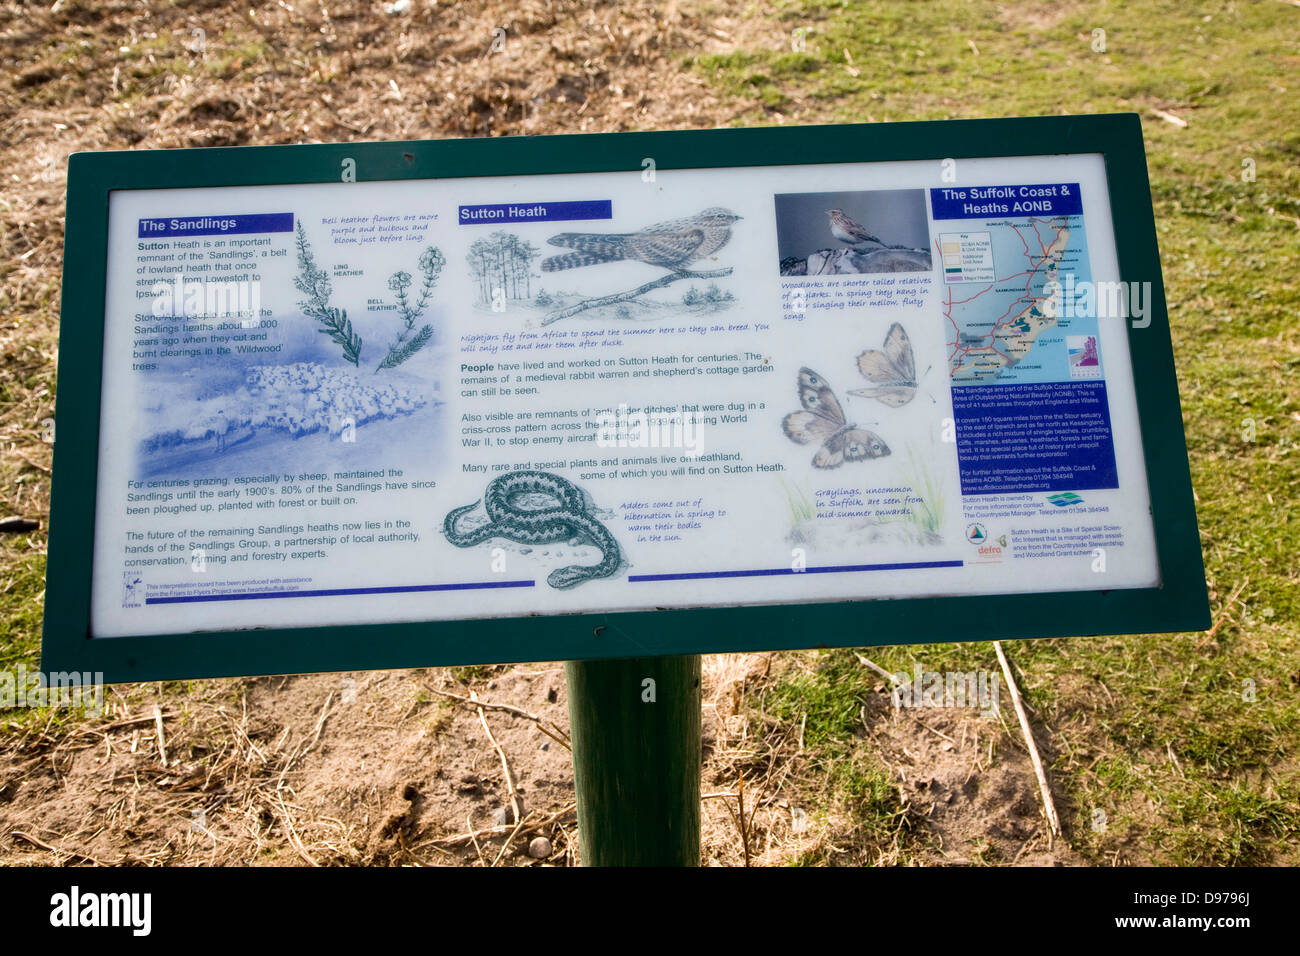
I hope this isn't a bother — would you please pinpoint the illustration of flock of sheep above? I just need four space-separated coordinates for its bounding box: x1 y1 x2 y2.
140 362 428 457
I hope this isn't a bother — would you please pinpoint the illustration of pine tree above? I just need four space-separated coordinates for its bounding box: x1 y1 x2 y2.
466 233 539 305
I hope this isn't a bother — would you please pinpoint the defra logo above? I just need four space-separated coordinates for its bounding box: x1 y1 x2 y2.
966 523 1003 563
49 886 151 936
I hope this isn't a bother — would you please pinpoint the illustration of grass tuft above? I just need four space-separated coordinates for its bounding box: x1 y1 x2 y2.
378 247 445 371
294 221 363 366
901 443 944 537
780 479 815 525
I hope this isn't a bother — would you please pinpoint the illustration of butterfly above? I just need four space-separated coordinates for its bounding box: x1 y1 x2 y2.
849 322 918 407
782 368 890 469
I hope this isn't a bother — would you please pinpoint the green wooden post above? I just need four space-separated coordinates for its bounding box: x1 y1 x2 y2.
565 654 702 866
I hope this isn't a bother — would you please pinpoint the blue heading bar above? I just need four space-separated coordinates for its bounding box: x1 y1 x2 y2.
138 212 295 238
930 184 1082 220
459 200 612 225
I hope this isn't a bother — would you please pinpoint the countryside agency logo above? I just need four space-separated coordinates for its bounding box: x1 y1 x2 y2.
965 522 1003 561
1047 492 1084 507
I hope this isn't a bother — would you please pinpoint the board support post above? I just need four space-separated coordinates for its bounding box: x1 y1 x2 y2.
565 654 702 866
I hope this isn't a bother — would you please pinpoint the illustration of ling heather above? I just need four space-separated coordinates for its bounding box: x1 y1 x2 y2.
294 221 363 366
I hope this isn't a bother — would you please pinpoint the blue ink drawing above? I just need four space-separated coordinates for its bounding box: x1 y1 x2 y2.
136 358 441 479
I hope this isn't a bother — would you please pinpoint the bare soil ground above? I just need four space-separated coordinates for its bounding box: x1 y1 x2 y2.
1 655 1077 866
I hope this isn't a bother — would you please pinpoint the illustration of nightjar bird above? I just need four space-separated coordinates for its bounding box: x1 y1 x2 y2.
540 207 742 273
826 208 885 248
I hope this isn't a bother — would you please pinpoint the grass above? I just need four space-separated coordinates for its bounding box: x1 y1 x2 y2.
761 648 918 863
688 0 1299 863
0 541 45 673
0 0 1296 865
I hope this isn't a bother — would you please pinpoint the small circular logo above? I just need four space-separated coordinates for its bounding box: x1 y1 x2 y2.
965 523 988 544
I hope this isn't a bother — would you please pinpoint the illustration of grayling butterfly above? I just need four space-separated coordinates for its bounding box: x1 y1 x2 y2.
849 322 917 407
782 368 890 469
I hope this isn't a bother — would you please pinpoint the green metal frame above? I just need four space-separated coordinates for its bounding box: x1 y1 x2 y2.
41 113 1210 683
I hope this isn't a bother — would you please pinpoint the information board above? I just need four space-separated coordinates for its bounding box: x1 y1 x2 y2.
43 114 1209 681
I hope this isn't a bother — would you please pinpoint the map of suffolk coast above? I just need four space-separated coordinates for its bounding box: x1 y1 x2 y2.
932 184 1097 387
931 184 1118 497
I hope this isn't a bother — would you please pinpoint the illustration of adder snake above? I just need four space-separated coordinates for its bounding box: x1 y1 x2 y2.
443 471 621 589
